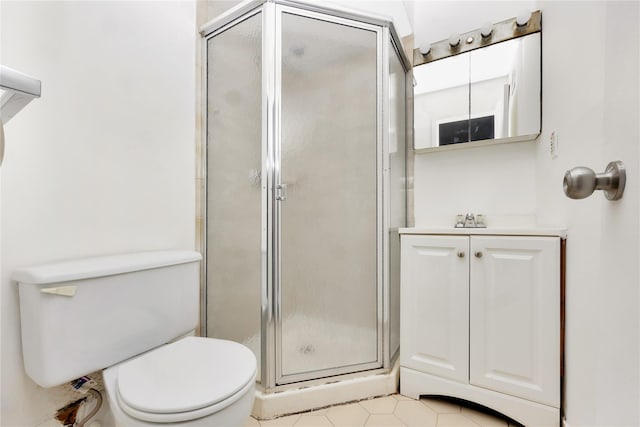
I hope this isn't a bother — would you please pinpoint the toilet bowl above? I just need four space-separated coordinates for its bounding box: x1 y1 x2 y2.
103 336 256 426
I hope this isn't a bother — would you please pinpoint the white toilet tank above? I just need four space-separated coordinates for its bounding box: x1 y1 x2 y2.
13 250 202 388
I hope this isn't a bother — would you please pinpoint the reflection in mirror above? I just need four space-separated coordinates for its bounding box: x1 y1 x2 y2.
414 32 541 150
470 33 541 143
414 53 469 148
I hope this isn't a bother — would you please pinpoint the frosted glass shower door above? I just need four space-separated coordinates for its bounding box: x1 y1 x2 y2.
276 10 380 382
206 12 263 378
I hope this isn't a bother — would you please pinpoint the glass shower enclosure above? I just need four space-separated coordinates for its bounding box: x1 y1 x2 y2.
202 0 409 391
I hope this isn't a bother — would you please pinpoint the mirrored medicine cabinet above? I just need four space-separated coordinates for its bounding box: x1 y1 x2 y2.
413 12 541 152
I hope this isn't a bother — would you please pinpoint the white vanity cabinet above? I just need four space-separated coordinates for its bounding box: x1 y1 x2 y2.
401 235 470 383
400 230 564 427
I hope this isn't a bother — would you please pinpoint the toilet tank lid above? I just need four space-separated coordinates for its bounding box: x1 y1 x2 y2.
12 250 202 285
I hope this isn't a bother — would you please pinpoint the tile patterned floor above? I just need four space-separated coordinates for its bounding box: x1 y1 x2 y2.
246 394 522 427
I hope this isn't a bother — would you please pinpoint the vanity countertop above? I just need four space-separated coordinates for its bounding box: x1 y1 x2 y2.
399 227 567 238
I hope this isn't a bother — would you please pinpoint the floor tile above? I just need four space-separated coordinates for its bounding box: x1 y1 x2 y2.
260 414 302 427
245 416 261 427
436 413 481 427
327 402 370 427
359 396 398 414
460 407 509 427
364 414 407 427
393 394 413 401
258 394 512 427
393 400 438 427
307 408 329 416
293 415 333 427
420 397 461 414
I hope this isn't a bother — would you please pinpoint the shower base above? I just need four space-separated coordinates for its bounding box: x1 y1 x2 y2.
251 359 399 420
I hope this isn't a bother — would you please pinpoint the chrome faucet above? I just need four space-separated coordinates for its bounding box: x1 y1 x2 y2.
454 213 487 228
464 213 476 228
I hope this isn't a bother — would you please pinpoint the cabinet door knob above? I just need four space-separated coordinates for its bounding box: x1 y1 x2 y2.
457 251 465 258
474 251 483 258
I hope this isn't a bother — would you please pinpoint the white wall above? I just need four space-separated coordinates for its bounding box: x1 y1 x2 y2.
413 141 537 227
200 0 412 37
324 0 413 37
0 1 196 425
412 1 640 425
534 2 639 425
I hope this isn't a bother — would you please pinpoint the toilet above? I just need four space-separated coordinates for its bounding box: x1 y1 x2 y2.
13 250 256 426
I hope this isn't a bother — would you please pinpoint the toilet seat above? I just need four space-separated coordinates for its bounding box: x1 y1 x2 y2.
114 336 256 423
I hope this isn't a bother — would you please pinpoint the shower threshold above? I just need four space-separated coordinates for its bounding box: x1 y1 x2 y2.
251 360 399 420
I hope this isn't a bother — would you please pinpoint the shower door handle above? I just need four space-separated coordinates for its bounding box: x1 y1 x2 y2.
275 184 288 201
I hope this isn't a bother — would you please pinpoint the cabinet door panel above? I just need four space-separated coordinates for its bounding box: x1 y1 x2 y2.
401 235 469 383
469 236 560 407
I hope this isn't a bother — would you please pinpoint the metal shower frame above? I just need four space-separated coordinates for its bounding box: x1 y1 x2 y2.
200 0 411 391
